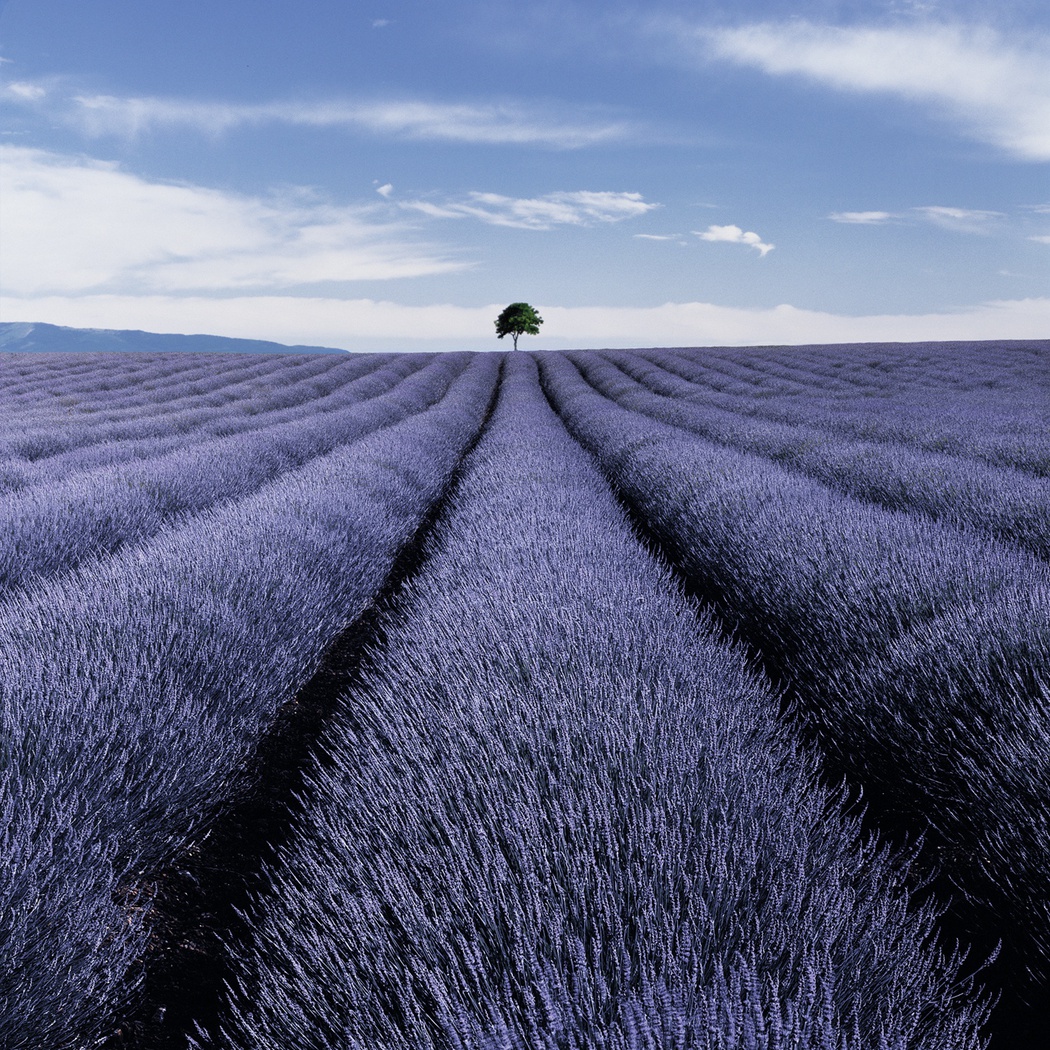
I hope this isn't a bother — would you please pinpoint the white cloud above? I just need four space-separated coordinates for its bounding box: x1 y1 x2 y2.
687 21 1050 160
634 233 679 240
0 147 464 297
3 81 47 102
696 224 774 256
829 211 896 224
913 204 1003 231
3 295 1047 352
4 80 634 148
1030 235 1050 244
400 190 658 230
375 183 394 198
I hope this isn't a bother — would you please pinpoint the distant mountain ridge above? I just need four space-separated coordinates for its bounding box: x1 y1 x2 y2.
0 322 347 355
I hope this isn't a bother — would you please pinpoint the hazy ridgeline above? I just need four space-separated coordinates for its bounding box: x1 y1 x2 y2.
0 335 1046 1049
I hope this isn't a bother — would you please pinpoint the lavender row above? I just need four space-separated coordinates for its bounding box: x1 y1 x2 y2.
649 345 1050 477
0 355 418 495
668 341 1048 404
0 350 297 416
0 350 207 401
0 341 340 406
663 342 1050 432
0 354 465 597
0 353 500 1050
538 350 1050 1041
197 355 985 1050
21 352 347 420
656 347 1050 470
0 354 417 493
642 348 1045 464
0 352 335 461
0 353 386 467
574 351 1050 559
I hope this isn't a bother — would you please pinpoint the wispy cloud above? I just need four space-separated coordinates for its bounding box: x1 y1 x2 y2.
1 79 635 148
4 81 47 101
633 233 680 241
0 147 464 297
1031 235 1050 244
695 224 774 256
829 205 1004 232
913 204 1004 231
676 21 1050 161
399 190 658 229
829 211 897 224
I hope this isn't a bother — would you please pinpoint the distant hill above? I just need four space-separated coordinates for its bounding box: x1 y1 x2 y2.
0 322 347 355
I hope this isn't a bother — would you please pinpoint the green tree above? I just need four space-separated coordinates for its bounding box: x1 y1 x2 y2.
494 302 543 350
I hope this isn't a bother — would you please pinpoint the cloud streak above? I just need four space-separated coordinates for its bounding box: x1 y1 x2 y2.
1 80 635 148
913 204 1004 231
696 224 774 256
829 205 1005 232
0 147 464 297
398 190 658 229
4 80 46 101
683 21 1050 161
828 211 897 224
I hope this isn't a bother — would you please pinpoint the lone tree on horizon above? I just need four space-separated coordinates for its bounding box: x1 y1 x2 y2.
495 302 543 350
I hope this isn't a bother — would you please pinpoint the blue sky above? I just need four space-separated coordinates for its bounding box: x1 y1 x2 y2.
1 0 1047 350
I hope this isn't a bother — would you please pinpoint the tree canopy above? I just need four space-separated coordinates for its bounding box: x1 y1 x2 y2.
494 303 543 350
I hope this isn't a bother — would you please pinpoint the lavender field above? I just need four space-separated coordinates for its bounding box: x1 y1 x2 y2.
1 329 1048 1050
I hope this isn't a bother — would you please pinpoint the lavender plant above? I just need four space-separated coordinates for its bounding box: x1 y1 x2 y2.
646 344 1050 477
569 351 1050 559
0 355 465 594
0 354 419 494
538 349 1049 1040
0 353 388 476
0 355 499 1050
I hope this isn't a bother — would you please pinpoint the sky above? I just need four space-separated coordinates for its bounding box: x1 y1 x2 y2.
1 0 1048 351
